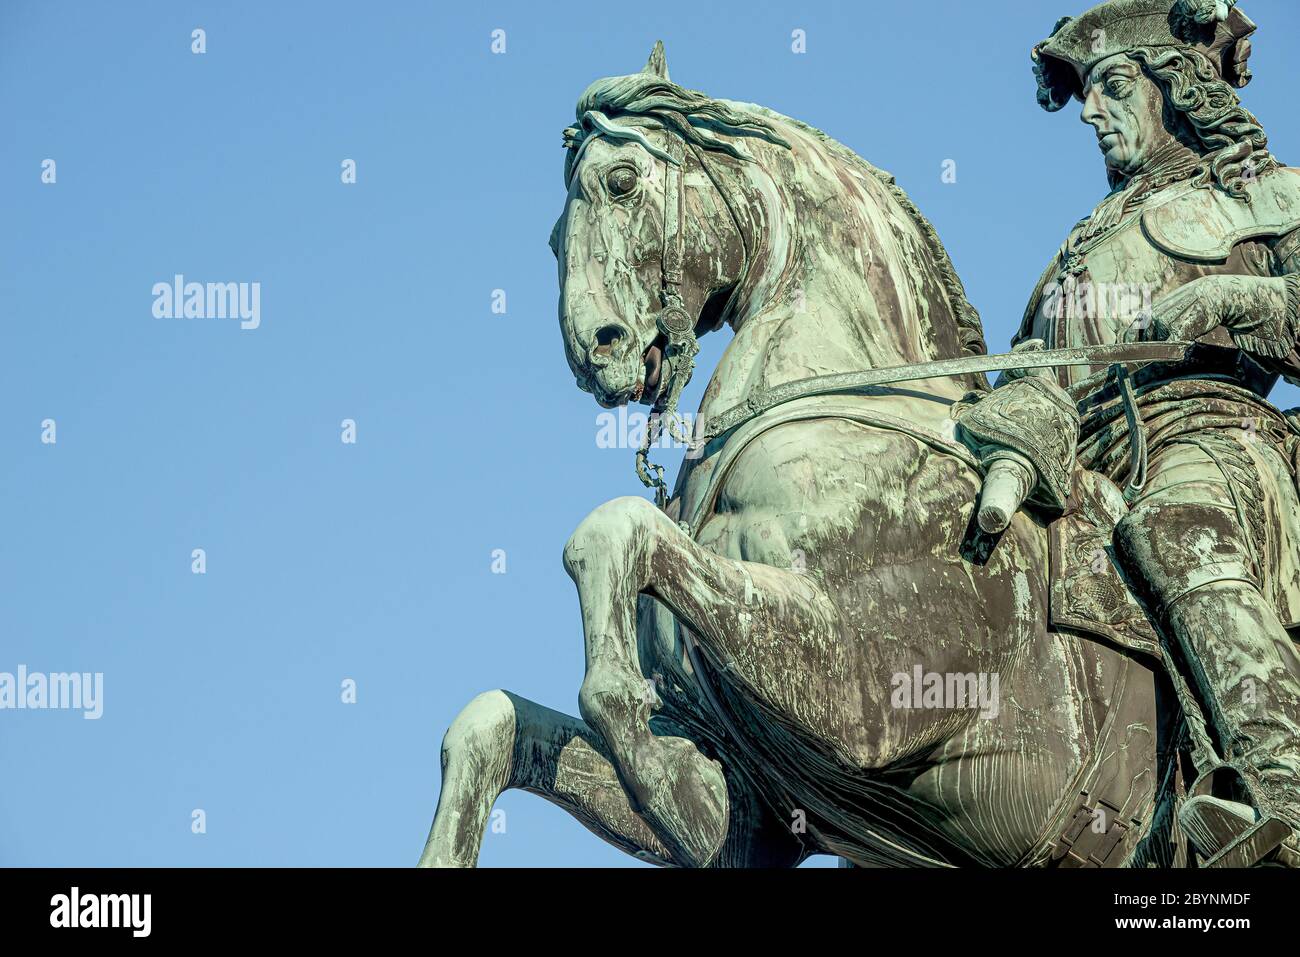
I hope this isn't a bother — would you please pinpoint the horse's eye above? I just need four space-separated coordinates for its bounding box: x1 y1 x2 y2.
606 165 638 197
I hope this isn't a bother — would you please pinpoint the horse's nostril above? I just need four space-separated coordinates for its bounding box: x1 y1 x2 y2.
592 325 628 360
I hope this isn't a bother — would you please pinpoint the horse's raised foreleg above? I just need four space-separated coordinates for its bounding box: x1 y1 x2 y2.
564 495 842 866
418 690 676 867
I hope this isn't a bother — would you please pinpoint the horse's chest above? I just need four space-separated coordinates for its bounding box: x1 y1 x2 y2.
687 414 976 572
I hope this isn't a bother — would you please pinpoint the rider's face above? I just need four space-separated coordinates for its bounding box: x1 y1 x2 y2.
1079 54 1172 178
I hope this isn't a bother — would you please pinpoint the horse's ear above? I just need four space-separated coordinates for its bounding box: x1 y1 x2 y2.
643 41 670 81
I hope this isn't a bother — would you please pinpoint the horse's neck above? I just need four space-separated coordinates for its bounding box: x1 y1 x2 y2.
697 166 971 422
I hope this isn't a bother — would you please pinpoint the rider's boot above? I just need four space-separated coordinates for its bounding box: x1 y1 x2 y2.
1163 579 1300 866
1116 502 1300 867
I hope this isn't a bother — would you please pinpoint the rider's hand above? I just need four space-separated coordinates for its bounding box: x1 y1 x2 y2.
1124 275 1298 353
992 338 1048 388
1123 275 1225 344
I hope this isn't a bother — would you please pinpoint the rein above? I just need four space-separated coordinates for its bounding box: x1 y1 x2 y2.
690 340 1192 449
637 332 1192 505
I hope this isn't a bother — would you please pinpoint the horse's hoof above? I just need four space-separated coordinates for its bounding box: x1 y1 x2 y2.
638 741 729 867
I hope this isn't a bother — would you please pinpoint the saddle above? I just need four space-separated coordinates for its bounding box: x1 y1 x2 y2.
1047 469 1161 660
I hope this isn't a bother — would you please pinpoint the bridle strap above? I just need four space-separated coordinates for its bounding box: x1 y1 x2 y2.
652 135 697 407
638 134 701 506
661 137 685 301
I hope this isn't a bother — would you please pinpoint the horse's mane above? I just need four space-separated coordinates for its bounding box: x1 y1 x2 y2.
755 106 989 360
566 73 988 360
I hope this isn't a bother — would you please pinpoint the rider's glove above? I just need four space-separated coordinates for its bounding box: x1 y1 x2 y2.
1124 274 1300 361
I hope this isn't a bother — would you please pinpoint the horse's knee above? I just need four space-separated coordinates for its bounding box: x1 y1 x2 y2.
441 690 518 776
563 496 661 580
577 671 649 734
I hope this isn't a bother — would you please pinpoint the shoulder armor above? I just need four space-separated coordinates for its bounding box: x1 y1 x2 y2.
1141 167 1300 263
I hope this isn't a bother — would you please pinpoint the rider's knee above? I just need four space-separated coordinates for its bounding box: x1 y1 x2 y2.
563 496 660 577
1114 500 1257 613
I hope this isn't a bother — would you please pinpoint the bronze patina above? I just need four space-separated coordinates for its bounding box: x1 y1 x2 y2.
1013 0 1300 867
421 2 1300 868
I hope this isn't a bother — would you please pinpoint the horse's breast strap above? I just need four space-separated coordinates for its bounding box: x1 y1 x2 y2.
680 397 981 536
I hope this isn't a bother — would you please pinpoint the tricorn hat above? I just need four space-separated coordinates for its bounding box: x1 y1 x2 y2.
1033 0 1256 111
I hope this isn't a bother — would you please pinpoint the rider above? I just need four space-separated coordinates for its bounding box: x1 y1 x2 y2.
964 0 1300 865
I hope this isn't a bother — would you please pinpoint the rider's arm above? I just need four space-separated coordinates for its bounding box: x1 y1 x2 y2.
1125 255 1300 372
1242 229 1300 385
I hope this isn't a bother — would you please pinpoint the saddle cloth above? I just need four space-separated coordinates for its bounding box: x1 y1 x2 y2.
1048 469 1162 661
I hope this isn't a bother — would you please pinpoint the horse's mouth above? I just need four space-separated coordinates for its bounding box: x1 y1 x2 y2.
635 335 667 405
587 334 667 408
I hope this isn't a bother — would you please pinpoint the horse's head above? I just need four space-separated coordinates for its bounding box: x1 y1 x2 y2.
550 43 780 410
552 43 989 417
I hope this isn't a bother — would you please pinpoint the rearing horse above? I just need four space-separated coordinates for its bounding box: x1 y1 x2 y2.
419 44 1178 868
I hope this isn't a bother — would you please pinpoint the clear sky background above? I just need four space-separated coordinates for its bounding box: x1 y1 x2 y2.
2 0 1298 867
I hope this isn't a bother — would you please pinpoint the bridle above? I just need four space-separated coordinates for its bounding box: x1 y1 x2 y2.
635 133 698 505
563 112 714 504
565 110 758 505
636 134 752 507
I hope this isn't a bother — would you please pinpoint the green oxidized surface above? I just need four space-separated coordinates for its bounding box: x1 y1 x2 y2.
423 5 1300 868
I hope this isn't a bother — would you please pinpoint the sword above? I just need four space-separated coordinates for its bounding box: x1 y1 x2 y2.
688 340 1194 447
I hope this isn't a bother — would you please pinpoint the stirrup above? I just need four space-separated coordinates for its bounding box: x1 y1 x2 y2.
1180 795 1294 868
1271 835 1300 869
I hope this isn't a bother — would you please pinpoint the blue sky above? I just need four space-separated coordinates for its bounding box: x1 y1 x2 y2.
2 0 1298 867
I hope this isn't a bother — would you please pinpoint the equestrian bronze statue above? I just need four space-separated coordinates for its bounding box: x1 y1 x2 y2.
421 0 1300 868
